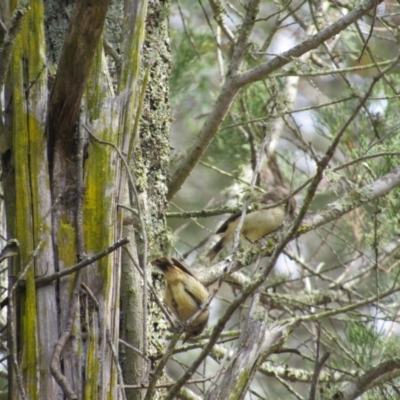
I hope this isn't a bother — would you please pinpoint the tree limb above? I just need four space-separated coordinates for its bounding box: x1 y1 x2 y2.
167 0 261 200
236 1 384 87
297 165 400 236
167 0 384 200
331 359 400 400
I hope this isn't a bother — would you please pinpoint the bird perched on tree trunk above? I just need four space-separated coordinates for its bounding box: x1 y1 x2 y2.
151 257 209 342
207 186 296 261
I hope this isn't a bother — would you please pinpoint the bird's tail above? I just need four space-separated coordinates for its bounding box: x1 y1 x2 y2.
207 238 225 262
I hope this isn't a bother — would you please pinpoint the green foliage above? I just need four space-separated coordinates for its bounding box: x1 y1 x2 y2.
170 28 218 104
206 77 296 181
312 74 400 251
363 198 398 252
313 73 400 178
313 97 365 152
206 123 250 175
344 320 379 366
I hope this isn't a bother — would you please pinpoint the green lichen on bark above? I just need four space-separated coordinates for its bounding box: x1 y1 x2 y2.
84 318 101 400
83 136 115 283
8 1 53 396
229 369 251 400
57 220 77 281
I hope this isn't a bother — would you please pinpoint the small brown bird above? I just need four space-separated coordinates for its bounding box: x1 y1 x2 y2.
207 187 296 261
151 257 209 341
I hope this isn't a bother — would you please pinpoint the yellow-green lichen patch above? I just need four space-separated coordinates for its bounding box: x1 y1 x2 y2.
9 1 49 397
83 139 114 278
230 369 251 400
18 265 38 399
296 224 312 235
84 318 100 400
57 220 78 290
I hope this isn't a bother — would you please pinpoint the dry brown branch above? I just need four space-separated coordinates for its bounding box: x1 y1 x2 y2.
47 0 111 170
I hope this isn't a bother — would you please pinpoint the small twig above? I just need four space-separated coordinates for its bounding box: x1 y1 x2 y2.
199 160 258 187
0 239 19 263
275 373 305 400
123 246 174 327
300 286 400 324
357 1 378 63
311 352 331 400
0 237 129 309
109 333 127 400
8 297 27 400
0 17 8 34
166 195 293 219
9 284 28 400
81 283 99 308
49 279 80 399
176 0 200 57
35 237 129 287
167 205 239 219
143 332 182 400
209 0 235 43
122 373 219 389
309 324 330 400
103 38 122 75
169 201 214 233
82 283 127 398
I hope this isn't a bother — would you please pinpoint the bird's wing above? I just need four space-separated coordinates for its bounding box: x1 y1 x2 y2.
215 212 242 234
171 257 200 281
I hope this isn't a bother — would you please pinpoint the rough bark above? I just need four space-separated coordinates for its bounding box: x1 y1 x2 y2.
206 317 300 400
2 0 152 398
119 1 172 399
3 1 59 398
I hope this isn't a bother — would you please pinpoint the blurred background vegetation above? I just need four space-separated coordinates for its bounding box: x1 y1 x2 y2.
163 0 400 398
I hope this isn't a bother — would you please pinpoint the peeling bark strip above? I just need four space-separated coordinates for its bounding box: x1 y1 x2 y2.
47 0 111 170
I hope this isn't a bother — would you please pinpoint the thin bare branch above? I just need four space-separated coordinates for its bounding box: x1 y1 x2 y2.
331 359 400 400
237 1 384 87
31 237 128 288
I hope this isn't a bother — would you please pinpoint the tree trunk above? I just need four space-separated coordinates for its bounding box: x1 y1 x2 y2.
1 0 168 398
